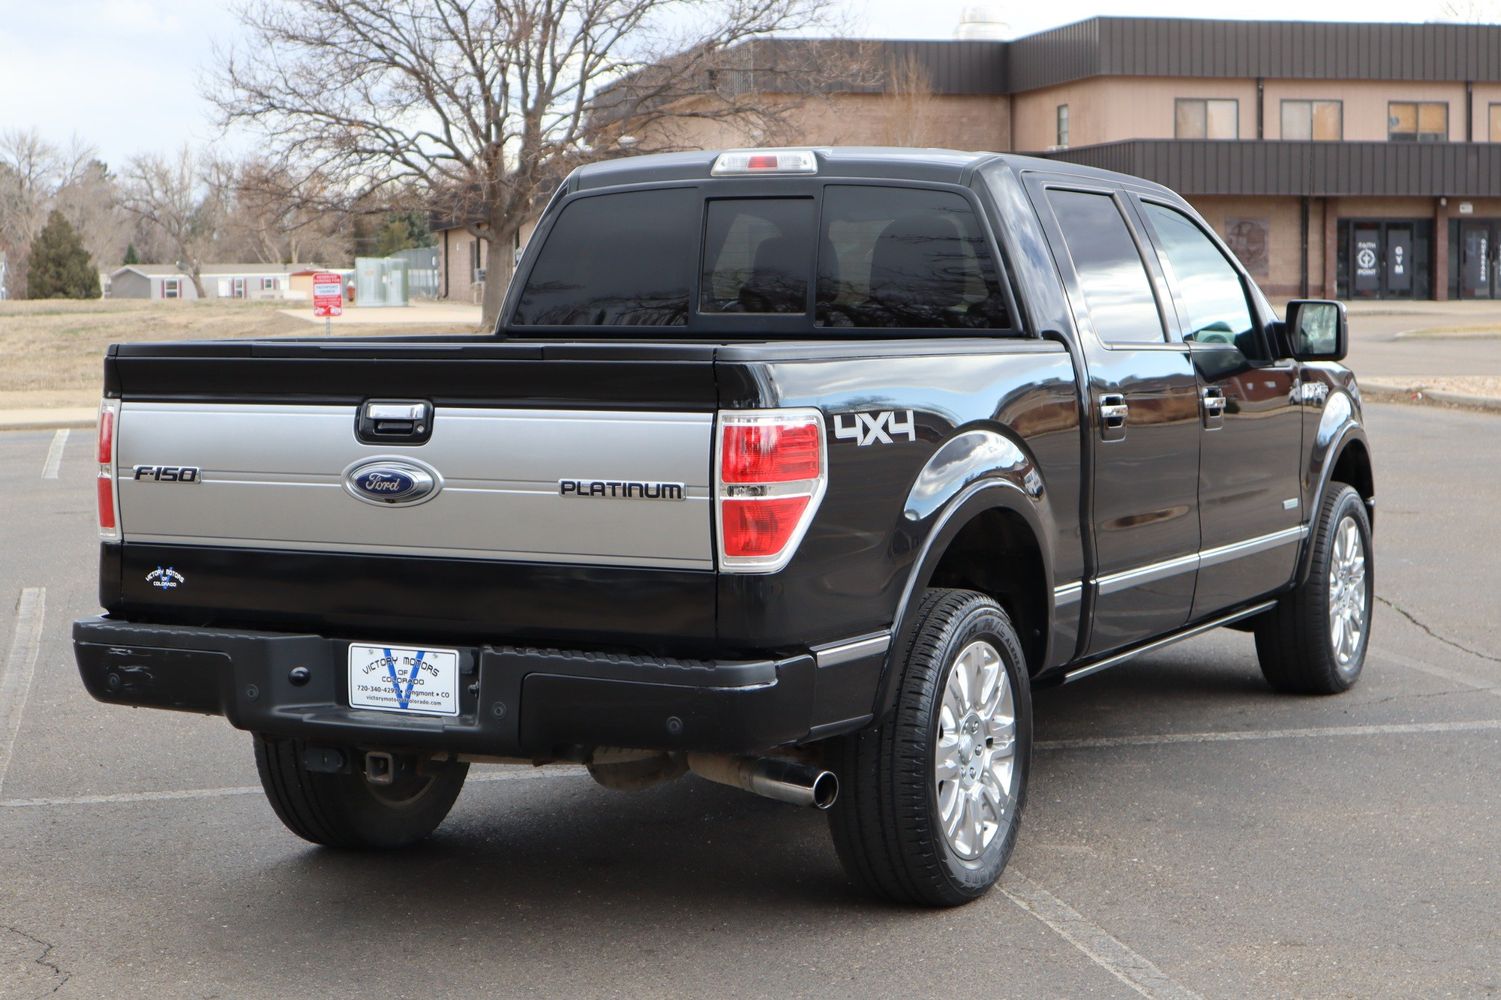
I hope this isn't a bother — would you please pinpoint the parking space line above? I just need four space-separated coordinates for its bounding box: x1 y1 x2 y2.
1003 869 1204 1000
0 763 588 809
1370 646 1501 697
1037 718 1501 751
0 587 46 796
40 429 69 479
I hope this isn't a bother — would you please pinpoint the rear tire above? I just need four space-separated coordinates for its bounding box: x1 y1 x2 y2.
1254 483 1373 694
253 734 468 849
827 588 1031 907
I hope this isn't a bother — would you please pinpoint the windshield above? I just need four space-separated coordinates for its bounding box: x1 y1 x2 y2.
510 183 1015 335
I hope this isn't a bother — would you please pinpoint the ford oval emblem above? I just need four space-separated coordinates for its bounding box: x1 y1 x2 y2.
344 460 439 507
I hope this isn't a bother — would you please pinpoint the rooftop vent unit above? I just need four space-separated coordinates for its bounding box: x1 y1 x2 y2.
953 4 1009 40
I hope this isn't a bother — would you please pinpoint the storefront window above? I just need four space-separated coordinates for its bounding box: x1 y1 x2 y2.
1490 103 1501 142
1388 102 1447 142
1175 99 1238 140
1056 104 1069 147
1281 100 1342 140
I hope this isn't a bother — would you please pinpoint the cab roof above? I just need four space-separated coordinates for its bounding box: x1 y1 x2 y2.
568 146 1170 196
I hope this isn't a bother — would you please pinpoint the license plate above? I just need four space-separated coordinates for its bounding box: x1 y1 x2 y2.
348 643 460 717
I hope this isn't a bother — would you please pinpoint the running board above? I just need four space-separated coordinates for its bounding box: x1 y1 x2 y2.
1063 600 1278 684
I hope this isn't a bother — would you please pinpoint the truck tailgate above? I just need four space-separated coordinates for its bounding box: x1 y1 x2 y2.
102 339 721 647
117 402 713 568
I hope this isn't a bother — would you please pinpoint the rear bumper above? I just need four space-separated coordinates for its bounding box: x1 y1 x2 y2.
73 617 880 756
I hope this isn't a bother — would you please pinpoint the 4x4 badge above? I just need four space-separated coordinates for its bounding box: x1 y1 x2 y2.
834 410 917 447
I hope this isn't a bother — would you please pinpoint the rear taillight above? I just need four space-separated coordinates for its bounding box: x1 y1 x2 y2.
716 410 826 573
97 401 118 537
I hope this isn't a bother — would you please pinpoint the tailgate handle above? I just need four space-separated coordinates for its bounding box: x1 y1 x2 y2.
357 400 434 445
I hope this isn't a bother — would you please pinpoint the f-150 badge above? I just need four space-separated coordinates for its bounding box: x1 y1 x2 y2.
834 410 917 446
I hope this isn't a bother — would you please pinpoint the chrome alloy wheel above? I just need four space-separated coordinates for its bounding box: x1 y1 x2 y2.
934 639 1018 862
1328 515 1368 672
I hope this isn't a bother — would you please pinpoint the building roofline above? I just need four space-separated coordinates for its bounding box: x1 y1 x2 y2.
726 18 1501 97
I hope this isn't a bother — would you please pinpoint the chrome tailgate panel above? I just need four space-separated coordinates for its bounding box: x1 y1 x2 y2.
116 402 714 569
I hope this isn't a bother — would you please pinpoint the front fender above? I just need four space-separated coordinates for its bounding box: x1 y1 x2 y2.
1298 385 1370 583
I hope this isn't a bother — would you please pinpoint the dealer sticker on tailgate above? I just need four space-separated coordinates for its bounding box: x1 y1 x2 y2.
348 644 460 717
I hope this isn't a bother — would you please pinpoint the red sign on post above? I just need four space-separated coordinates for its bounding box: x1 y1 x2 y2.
312 273 343 318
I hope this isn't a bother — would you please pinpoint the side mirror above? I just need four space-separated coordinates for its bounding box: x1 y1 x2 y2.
1282 299 1347 362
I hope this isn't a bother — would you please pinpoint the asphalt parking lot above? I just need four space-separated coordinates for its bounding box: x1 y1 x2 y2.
1 401 1498 1000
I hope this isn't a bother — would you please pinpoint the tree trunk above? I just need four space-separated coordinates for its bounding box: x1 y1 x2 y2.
480 225 518 330
188 268 207 299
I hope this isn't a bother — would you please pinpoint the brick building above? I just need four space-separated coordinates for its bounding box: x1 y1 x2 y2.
435 17 1501 303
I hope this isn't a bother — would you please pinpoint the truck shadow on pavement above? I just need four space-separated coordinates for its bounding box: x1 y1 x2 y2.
249 649 1275 918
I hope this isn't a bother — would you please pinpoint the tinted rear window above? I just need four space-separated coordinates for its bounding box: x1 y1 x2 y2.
512 188 696 326
701 199 814 314
511 183 1012 332
816 186 1008 329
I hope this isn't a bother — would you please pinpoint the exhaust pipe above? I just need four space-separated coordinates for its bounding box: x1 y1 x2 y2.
686 753 839 810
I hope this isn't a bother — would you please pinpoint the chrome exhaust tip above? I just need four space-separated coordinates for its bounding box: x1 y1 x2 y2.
686 753 839 810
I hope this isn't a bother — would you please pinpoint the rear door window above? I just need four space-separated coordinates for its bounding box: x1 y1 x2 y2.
1044 189 1166 345
512 188 697 326
815 186 1008 329
700 199 815 314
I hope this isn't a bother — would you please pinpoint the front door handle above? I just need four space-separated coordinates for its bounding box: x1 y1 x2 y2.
1202 386 1227 429
1099 393 1128 441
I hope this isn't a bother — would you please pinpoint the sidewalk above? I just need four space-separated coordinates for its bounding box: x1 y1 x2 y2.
0 408 97 431
1361 376 1501 412
278 302 484 326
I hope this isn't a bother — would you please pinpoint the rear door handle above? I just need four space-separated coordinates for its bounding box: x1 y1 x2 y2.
1202 386 1227 429
1099 393 1128 441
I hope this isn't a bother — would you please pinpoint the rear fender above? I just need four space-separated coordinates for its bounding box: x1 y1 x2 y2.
873 429 1055 718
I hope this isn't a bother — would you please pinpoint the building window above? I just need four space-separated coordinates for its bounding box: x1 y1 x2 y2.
260 277 278 291
162 278 180 299
1175 98 1238 140
1056 104 1070 148
1389 101 1447 142
231 277 246 299
1281 100 1343 140
1491 103 1501 141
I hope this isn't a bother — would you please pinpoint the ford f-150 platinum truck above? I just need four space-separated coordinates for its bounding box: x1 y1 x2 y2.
74 148 1375 907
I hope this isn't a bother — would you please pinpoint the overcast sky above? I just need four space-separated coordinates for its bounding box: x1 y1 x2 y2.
0 0 1463 169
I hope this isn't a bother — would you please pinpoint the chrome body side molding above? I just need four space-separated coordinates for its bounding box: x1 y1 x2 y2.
1063 600 1278 684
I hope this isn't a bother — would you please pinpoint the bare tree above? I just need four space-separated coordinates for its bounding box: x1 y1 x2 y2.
218 158 353 265
214 0 852 324
55 160 134 273
872 53 939 148
1437 0 1501 20
120 147 225 298
0 129 94 297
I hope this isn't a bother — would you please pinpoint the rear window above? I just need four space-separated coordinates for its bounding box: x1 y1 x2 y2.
512 188 696 326
511 183 1011 332
701 199 814 314
816 186 1008 329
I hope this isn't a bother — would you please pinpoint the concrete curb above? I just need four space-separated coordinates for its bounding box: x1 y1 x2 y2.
1362 383 1501 414
0 410 98 432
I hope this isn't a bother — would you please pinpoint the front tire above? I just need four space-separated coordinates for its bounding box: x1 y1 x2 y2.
828 589 1032 907
1254 483 1373 694
253 734 468 849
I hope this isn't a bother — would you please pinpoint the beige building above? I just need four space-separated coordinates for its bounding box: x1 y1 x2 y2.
435 18 1501 303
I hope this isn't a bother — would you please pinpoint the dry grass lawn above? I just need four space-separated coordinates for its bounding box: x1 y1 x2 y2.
0 299 484 410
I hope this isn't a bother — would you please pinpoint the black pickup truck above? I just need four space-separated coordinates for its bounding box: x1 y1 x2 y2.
75 148 1374 907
